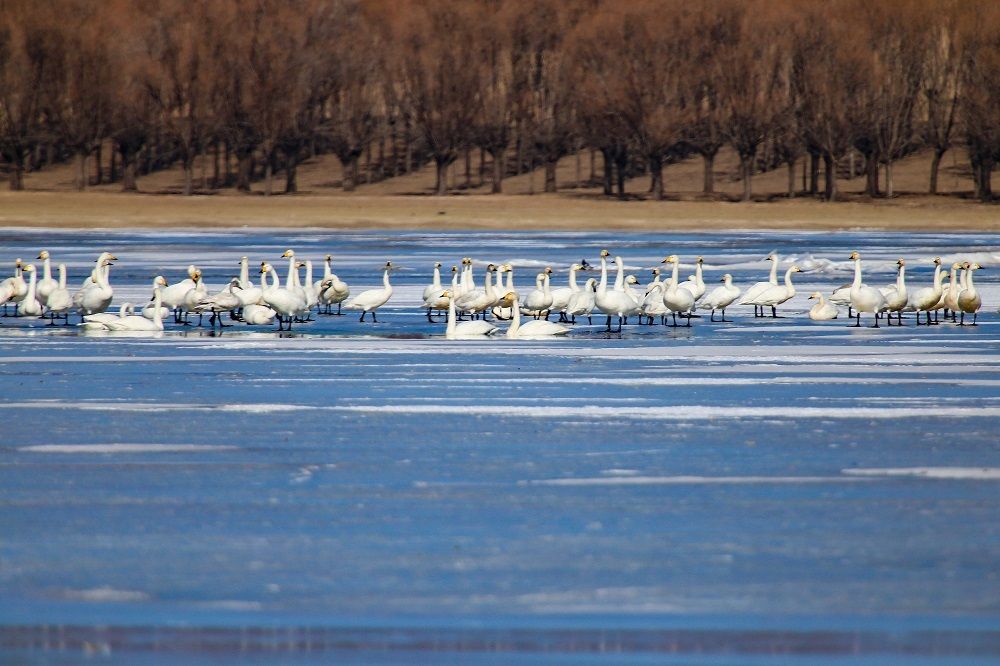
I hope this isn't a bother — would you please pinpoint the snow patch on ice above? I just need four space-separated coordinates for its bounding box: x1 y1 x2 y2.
842 467 1000 480
20 443 236 453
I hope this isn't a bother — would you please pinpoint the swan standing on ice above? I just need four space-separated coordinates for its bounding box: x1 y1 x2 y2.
318 255 350 315
847 251 886 327
505 292 569 338
260 262 305 330
909 258 946 326
522 267 554 319
808 292 839 321
18 265 43 317
44 264 72 325
344 261 393 322
35 251 58 305
739 253 778 317
566 278 597 324
751 265 801 318
640 281 668 325
492 264 518 320
0 259 25 316
661 255 695 327
699 274 741 322
194 279 243 328
423 264 453 321
548 263 581 322
879 259 908 326
456 264 497 319
957 262 983 326
595 250 637 331
180 269 208 325
443 290 498 338
74 258 114 318
142 276 172 321
679 256 706 304
161 265 200 323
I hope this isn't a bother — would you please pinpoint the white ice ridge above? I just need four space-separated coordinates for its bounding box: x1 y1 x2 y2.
842 467 1000 480
522 475 866 486
19 443 237 453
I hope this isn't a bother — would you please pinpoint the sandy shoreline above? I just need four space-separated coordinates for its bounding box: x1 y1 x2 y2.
0 191 997 232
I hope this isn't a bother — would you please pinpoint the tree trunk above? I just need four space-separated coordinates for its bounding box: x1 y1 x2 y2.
787 160 796 198
122 158 137 191
864 153 879 196
434 158 449 196
390 125 399 176
479 148 486 186
615 152 627 200
341 156 356 191
575 148 581 187
884 161 894 198
464 148 471 189
701 150 716 195
515 135 524 175
979 158 994 202
490 150 504 194
544 159 557 193
285 160 297 194
589 149 596 183
740 154 753 202
649 154 664 201
109 146 117 183
823 153 837 201
224 142 232 186
183 159 194 196
237 155 252 192
212 142 220 188
377 134 385 181
929 148 945 194
8 154 25 191
263 159 273 196
847 149 855 180
809 151 820 195
94 143 103 185
74 151 88 191
601 148 613 195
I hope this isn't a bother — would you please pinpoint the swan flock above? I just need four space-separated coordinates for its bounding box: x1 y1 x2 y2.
0 248 988 336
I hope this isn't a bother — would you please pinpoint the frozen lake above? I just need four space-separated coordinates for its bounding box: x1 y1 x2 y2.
1 227 999 664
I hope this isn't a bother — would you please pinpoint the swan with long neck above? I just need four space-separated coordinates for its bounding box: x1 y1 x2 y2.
661 255 695 327
142 275 172 321
909 258 946 325
74 258 114 317
522 267 554 318
879 259 908 325
739 253 779 317
847 251 886 327
423 263 453 321
344 261 393 322
44 264 72 325
699 274 741 322
941 261 962 321
505 292 569 338
751 265 801 318
318 255 350 315
444 289 498 338
259 262 305 330
957 262 983 325
0 259 25 316
35 250 58 304
548 263 582 323
595 250 637 331
234 256 264 308
18 264 42 317
456 264 497 318
679 256 706 302
108 283 168 331
566 278 597 324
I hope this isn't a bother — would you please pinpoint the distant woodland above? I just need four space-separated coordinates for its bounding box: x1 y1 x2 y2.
0 0 998 201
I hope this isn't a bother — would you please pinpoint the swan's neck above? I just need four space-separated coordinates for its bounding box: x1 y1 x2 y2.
382 269 391 291
304 261 313 286
508 297 521 337
451 272 459 290
724 275 732 287
42 257 51 281
505 268 514 291
670 260 680 287
598 257 608 294
816 294 826 306
613 258 624 291
485 271 495 298
446 292 456 336
896 266 906 291
852 259 862 289
240 259 249 285
542 273 551 297
26 270 36 298
260 270 269 291
58 264 66 288
324 258 332 280
695 262 703 286
949 267 958 289
432 266 441 289
569 266 579 291
769 257 778 284
784 267 796 294
285 256 296 290
152 289 163 324
968 268 976 292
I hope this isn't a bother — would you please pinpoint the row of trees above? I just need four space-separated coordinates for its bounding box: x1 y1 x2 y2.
1 0 999 200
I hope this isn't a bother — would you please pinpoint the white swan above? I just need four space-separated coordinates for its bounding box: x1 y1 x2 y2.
35 250 58 304
260 262 306 330
456 264 497 317
699 273 741 322
423 262 443 303
423 264 454 321
74 258 114 317
640 282 668 324
566 278 597 324
107 287 166 332
661 255 695 326
0 259 25 316
879 259 908 326
595 250 637 331
444 290 498 338
344 261 393 322
505 292 569 338
957 262 982 326
301 260 318 315
18 264 43 317
142 276 172 321
79 252 117 289
82 302 134 327
492 264 519 319
808 292 839 321
181 269 208 325
521 268 554 318
44 264 72 325
548 263 582 322
194 278 243 327
847 251 886 327
679 256 706 302
909 258 946 326
940 261 963 321
739 252 779 317
317 255 350 315
752 265 801 317
161 265 199 322
644 268 662 294
242 303 277 325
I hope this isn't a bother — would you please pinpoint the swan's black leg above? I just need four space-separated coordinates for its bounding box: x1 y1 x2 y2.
852 313 861 327
372 311 378 323
871 313 879 328
337 302 342 316
973 312 978 326
959 312 965 326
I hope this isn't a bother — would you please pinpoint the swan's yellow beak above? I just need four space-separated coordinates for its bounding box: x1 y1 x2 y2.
281 249 294 258
849 251 859 260
600 249 609 257
933 257 941 265
325 254 332 261
109 254 118 261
